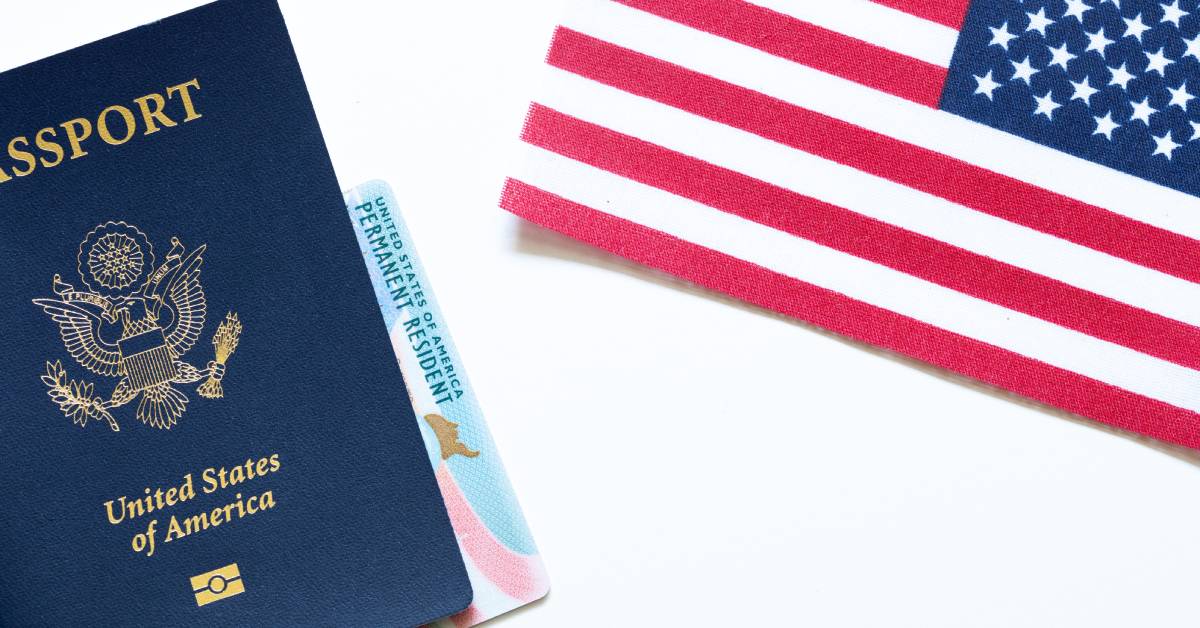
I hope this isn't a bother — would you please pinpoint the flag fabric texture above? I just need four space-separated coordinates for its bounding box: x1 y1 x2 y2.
500 0 1200 449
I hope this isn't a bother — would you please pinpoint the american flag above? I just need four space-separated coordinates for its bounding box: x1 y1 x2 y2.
500 0 1200 449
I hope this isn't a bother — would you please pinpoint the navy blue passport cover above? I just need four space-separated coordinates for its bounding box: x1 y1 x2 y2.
0 1 471 626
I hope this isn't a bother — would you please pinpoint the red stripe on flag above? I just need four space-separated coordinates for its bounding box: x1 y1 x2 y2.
613 0 947 107
500 179 1200 450
546 28 1200 285
523 105 1200 372
869 0 971 29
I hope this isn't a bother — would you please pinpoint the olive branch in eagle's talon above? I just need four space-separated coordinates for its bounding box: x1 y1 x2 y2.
41 360 120 432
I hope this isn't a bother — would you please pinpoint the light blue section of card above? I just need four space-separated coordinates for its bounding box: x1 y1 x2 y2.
345 180 538 556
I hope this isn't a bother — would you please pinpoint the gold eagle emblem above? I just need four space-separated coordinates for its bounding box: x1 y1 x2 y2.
33 221 242 432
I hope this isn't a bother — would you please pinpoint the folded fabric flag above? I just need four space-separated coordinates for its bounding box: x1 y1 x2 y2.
501 0 1200 449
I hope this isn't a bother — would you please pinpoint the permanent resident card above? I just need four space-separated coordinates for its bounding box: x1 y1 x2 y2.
345 181 549 626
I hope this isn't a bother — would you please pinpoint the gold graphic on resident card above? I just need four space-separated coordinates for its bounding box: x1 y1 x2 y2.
32 221 243 432
424 414 479 460
191 563 245 607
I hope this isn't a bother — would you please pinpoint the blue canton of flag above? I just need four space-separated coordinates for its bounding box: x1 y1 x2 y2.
943 0 1200 194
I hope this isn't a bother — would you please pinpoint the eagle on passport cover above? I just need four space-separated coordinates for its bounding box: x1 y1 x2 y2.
0 1 471 626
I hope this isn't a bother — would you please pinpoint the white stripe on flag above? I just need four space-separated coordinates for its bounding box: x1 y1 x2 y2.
746 0 959 67
534 67 1200 326
518 145 1200 412
560 0 1200 241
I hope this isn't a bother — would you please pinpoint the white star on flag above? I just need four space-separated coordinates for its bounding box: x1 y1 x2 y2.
1070 77 1099 103
1145 48 1173 75
1033 91 1061 118
1064 0 1090 21
1123 14 1152 42
989 23 1018 50
1162 0 1187 27
1093 112 1121 139
1191 120 1200 139
1185 34 1200 60
1108 63 1135 89
1048 42 1075 70
1011 57 1037 85
1130 97 1156 124
974 71 1001 99
1167 82 1194 109
1152 131 1181 158
1026 8 1054 36
1085 28 1114 56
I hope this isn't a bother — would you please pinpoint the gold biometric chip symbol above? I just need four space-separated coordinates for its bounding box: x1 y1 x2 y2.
190 563 245 607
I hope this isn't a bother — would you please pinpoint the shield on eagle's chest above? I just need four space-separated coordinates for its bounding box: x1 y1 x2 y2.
118 326 179 391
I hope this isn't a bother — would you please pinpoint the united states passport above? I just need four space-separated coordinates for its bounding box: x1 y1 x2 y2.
0 1 472 626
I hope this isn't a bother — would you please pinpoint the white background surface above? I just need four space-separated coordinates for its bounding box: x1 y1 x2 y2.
5 2 1200 627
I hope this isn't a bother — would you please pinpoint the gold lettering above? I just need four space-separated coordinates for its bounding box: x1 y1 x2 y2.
3 80 205 185
97 105 136 146
180 473 196 501
165 515 184 542
125 495 145 521
133 93 177 135
34 127 64 168
202 467 219 494
183 512 208 535
60 118 92 159
228 463 245 486
7 137 36 177
167 78 203 122
103 498 126 525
